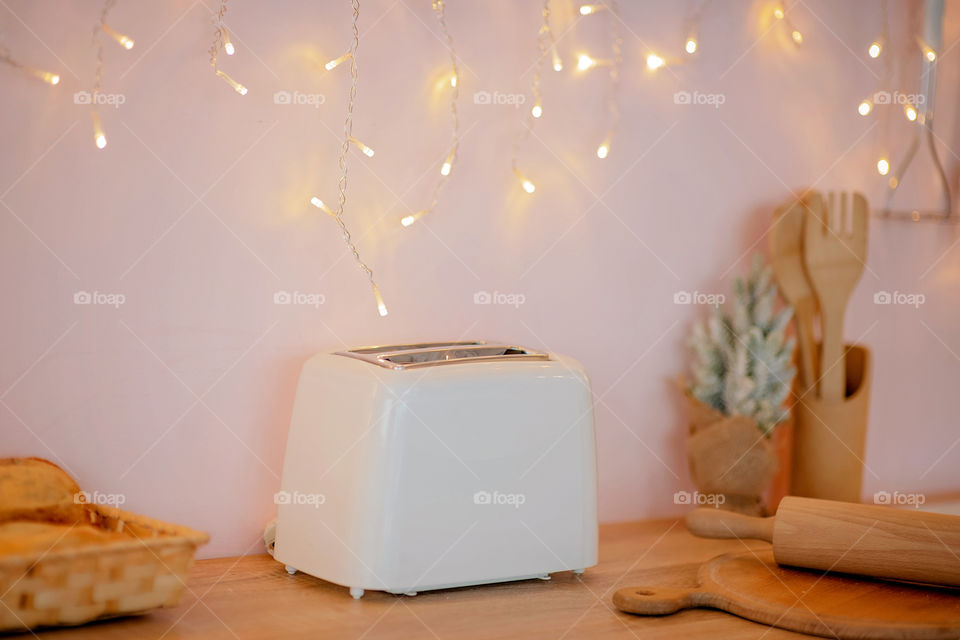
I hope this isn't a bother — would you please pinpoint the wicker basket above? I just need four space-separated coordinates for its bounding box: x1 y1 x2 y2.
0 504 209 632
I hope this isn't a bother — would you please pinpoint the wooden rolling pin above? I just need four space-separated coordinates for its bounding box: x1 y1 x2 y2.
686 496 960 587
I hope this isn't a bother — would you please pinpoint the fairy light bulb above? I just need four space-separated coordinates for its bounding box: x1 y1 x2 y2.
215 70 247 95
596 141 609 159
372 284 388 317
325 52 350 71
440 149 454 176
577 53 596 71
924 47 936 62
579 4 604 15
30 69 60 85
552 47 563 72
514 169 535 194
349 136 375 157
310 197 335 216
222 28 235 56
102 24 133 50
450 74 457 88
857 100 872 116
400 210 428 227
791 30 803 44
531 102 542 118
876 158 890 176
685 38 698 54
773 7 785 20
904 104 918 122
868 41 882 58
646 53 665 70
91 111 107 150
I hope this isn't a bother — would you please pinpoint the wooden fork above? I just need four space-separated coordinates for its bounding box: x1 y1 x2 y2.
802 191 868 402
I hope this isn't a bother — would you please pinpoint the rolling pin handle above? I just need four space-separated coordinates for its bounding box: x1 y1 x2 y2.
684 508 775 542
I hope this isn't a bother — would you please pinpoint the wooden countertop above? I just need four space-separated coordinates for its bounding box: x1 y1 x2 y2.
33 519 814 639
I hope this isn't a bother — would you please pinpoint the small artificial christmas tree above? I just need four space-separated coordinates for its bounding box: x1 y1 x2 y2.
688 255 796 435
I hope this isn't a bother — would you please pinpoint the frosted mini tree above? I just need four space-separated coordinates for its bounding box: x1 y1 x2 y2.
688 255 796 435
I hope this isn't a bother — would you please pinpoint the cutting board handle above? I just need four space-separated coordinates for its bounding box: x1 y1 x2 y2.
684 508 775 542
613 586 696 615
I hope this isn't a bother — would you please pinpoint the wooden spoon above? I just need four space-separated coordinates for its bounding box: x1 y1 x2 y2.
770 196 818 393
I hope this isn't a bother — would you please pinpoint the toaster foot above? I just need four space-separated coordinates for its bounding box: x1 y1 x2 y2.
537 574 551 580
573 569 585 575
285 565 297 575
350 587 365 599
405 592 417 597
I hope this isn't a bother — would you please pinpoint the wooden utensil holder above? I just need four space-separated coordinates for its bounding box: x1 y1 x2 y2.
791 345 871 502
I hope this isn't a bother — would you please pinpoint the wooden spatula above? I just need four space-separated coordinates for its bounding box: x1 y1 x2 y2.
685 496 960 587
770 196 818 392
803 192 868 401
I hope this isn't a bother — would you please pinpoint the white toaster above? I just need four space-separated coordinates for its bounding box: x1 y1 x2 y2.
274 341 597 598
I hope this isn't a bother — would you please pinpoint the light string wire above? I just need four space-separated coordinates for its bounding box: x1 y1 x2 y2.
209 0 247 95
873 0 893 177
90 0 133 149
510 0 553 195
401 0 461 228
596 0 622 159
322 0 387 316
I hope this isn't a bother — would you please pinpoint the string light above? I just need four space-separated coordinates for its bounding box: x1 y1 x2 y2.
580 0 623 160
325 52 350 71
772 5 802 46
857 99 872 116
646 53 665 70
349 135 375 157
918 38 937 62
876 158 890 176
101 24 134 50
313 0 387 316
579 4 606 15
310 197 335 216
0 46 60 85
868 41 882 58
577 53 597 71
222 27 235 55
510 0 554 195
904 103 918 122
209 0 246 95
682 0 711 56
92 111 107 149
90 0 133 150
400 0 460 228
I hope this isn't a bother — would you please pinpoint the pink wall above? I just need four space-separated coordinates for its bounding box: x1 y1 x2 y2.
2 0 959 558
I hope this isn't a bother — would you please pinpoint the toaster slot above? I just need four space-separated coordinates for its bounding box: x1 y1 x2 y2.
336 343 549 369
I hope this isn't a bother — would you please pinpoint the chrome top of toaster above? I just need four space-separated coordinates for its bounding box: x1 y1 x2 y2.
335 340 550 370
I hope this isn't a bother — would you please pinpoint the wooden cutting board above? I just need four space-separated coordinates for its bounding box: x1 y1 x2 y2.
614 549 960 639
